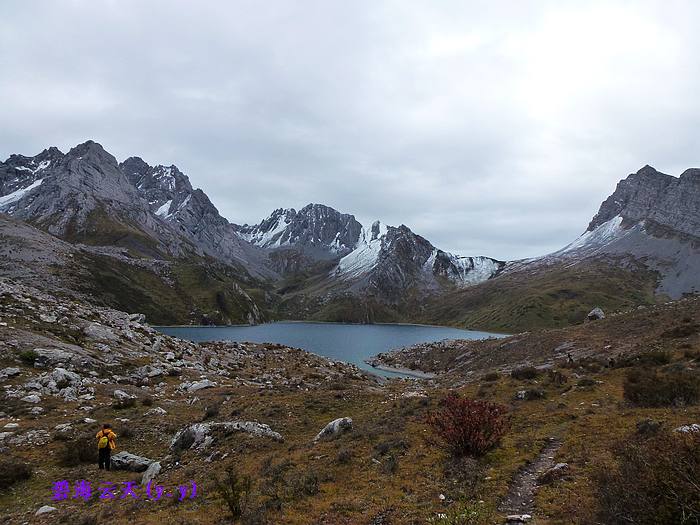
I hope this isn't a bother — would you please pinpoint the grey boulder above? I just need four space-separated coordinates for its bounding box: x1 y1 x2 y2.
111 451 155 472
314 417 353 442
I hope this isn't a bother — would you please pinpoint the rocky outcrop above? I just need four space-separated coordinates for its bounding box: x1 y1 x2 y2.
0 141 187 258
111 451 155 472
588 165 700 239
235 204 363 258
170 421 283 453
586 308 605 322
539 165 700 299
313 417 353 442
141 461 162 485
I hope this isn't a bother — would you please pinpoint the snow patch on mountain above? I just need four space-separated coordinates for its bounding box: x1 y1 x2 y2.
554 216 625 256
155 200 172 217
0 178 44 209
334 221 387 279
435 252 503 285
238 212 291 247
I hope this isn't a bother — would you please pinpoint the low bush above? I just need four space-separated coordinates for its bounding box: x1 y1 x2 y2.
202 402 221 421
373 438 409 457
215 465 251 520
117 425 134 439
140 395 154 407
661 323 699 339
425 393 508 457
380 454 399 475
510 366 539 380
623 368 700 407
520 388 546 400
18 349 38 365
635 418 662 436
637 350 672 366
546 369 568 385
335 448 353 465
595 432 700 524
0 456 32 490
58 433 97 466
576 377 596 388
112 397 136 409
481 371 499 382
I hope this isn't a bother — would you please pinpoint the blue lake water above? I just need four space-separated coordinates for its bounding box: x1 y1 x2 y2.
157 322 503 378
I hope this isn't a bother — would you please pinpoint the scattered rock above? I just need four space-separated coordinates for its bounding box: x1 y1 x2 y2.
113 389 135 402
506 515 532 524
4 423 20 429
537 462 569 484
110 451 155 472
586 307 605 322
50 367 81 388
179 379 216 392
170 421 283 452
35 505 57 516
84 322 118 342
145 407 167 416
54 423 72 433
141 461 161 485
128 313 146 324
0 367 21 380
674 423 700 433
314 417 353 442
21 394 42 403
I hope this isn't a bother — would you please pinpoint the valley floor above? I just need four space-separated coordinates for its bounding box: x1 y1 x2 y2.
1 279 699 524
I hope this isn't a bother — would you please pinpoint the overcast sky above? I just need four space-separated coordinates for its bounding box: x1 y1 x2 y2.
1 1 699 260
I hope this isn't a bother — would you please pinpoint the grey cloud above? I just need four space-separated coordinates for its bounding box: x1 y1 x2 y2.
1 0 699 261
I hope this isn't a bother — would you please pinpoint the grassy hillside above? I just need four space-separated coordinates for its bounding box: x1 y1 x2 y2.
66 252 269 325
273 257 661 333
419 258 660 333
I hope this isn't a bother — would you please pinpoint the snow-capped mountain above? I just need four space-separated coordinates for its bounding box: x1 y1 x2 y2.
120 156 265 269
0 141 269 273
0 141 186 257
334 223 503 302
237 206 504 297
542 165 700 298
234 204 363 259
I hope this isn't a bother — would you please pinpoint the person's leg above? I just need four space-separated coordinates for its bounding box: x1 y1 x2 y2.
105 449 111 471
98 448 105 469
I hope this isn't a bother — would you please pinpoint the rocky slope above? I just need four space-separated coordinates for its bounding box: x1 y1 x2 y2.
1 278 698 524
0 141 186 258
2 142 700 329
414 165 700 331
546 165 700 298
121 157 269 272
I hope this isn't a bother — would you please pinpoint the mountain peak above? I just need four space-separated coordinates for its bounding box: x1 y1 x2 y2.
66 140 117 165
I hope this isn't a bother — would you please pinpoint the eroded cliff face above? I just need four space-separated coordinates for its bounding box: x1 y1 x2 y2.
588 165 700 240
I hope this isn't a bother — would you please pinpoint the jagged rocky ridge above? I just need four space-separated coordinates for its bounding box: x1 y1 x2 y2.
2 141 700 324
0 141 506 322
235 205 505 295
543 165 700 298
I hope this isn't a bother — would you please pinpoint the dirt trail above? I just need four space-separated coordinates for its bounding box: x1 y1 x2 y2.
498 437 563 523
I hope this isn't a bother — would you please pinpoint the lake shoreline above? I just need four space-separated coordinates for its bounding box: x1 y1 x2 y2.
155 319 509 335
363 362 437 379
157 322 503 379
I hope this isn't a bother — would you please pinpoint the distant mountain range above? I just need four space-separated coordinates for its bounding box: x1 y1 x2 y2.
1 141 698 330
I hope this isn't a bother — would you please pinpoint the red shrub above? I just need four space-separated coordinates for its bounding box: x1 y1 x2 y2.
425 393 508 457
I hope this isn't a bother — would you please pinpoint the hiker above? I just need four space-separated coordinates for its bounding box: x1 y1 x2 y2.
96 423 117 470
